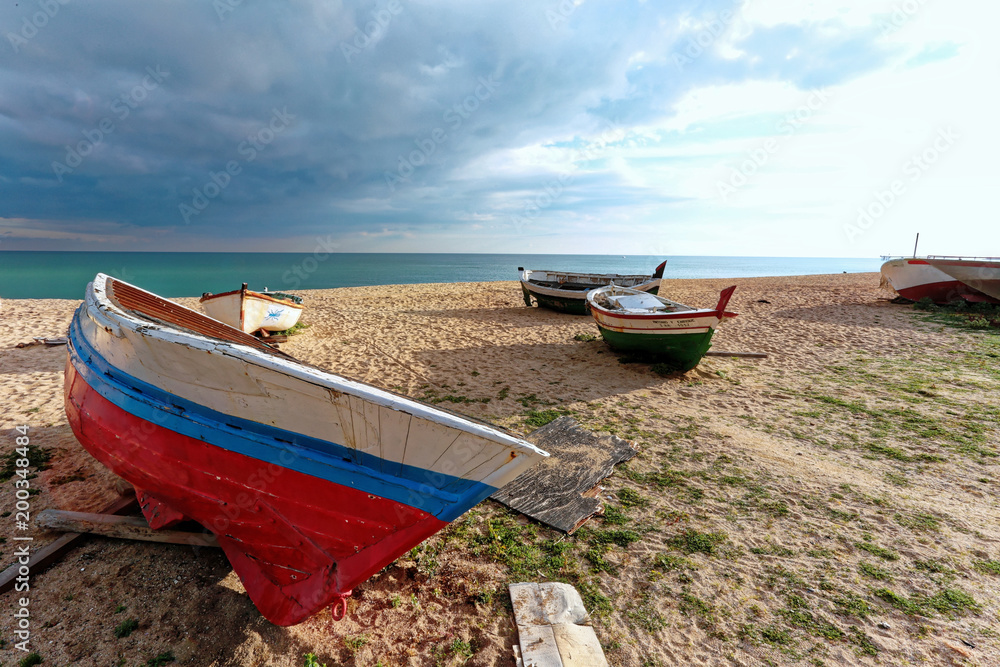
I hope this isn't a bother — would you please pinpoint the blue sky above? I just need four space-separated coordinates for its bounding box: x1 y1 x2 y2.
0 0 995 257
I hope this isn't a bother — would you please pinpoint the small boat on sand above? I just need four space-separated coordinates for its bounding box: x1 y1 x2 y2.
923 257 1000 302
519 261 667 315
879 258 998 304
586 284 738 372
64 274 548 625
200 284 304 333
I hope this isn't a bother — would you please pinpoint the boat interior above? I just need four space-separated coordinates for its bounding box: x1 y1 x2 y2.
105 277 291 357
525 270 653 290
528 280 602 291
592 286 692 314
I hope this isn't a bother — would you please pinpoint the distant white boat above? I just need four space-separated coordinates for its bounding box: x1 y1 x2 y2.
200 284 304 333
880 258 999 304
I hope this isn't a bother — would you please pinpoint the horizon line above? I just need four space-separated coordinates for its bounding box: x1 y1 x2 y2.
0 250 881 260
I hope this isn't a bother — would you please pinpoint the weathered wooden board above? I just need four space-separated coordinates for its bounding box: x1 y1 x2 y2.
510 582 609 667
551 624 607 666
14 337 68 348
704 350 768 358
491 417 636 534
36 510 219 548
0 493 137 595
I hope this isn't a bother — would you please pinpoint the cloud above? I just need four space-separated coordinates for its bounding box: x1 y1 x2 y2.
0 0 991 255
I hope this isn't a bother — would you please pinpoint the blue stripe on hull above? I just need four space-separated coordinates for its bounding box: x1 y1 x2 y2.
68 312 496 522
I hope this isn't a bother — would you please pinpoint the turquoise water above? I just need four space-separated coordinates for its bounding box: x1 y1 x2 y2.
0 252 882 299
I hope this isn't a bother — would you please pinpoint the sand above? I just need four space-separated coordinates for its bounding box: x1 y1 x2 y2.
1 273 998 666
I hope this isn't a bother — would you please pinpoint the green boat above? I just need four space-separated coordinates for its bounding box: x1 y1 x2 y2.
519 261 666 315
586 284 738 372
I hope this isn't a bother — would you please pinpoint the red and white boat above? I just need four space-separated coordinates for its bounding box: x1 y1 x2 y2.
64 274 548 625
923 257 1000 303
880 258 998 304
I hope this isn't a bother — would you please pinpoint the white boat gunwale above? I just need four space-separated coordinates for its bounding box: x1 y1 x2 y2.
67 320 474 505
518 268 661 296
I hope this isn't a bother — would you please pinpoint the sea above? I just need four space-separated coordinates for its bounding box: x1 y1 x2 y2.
0 252 883 300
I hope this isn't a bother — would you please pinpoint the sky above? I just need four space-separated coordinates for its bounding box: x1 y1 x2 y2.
0 0 997 257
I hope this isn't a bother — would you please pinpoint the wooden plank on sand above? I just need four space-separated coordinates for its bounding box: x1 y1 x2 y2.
0 493 137 595
509 582 609 667
704 350 768 358
491 417 636 534
36 510 219 548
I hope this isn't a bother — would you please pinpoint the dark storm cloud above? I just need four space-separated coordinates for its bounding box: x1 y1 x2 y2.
0 0 891 249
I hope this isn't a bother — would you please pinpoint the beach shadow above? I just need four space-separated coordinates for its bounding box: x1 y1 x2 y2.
18 511 329 664
0 420 320 663
402 306 590 327
769 299 933 331
410 340 718 405
0 344 67 376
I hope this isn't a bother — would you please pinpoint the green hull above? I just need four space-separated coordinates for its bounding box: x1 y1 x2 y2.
597 326 715 372
535 292 590 315
524 284 659 316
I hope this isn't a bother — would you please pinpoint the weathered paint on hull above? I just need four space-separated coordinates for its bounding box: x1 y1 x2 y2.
895 281 973 303
64 354 448 626
64 274 549 625
596 326 715 372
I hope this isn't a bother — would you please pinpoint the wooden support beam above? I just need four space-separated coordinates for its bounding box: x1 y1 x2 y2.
35 510 219 548
704 351 768 358
0 493 138 595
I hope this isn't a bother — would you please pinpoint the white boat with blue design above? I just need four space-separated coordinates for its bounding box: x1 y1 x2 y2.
200 283 304 333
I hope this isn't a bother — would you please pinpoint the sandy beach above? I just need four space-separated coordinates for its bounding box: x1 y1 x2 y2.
1 272 998 666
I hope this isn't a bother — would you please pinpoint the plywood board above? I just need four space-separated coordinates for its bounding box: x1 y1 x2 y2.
509 582 609 667
491 417 636 533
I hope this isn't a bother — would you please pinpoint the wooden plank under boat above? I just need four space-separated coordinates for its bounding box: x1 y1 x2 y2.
519 261 667 315
586 284 738 372
64 274 548 625
200 283 305 333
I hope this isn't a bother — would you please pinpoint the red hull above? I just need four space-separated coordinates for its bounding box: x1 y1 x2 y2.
895 280 976 304
64 358 446 625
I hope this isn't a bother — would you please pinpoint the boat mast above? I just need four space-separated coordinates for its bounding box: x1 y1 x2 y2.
913 233 920 258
